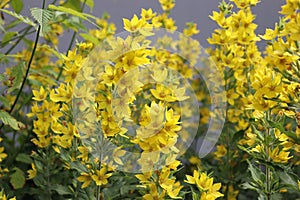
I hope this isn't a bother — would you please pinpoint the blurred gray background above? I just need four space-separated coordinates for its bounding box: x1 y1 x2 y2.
2 0 285 54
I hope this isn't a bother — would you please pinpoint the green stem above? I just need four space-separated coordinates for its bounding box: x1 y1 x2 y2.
265 112 271 200
4 26 31 55
0 0 44 131
55 0 87 82
55 31 77 82
9 26 40 114
96 159 102 200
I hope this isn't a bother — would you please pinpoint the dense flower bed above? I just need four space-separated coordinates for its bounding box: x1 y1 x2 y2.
0 0 299 199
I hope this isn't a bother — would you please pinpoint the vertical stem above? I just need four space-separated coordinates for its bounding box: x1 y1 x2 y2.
46 146 52 200
0 0 45 132
55 0 87 82
96 159 102 200
265 112 271 200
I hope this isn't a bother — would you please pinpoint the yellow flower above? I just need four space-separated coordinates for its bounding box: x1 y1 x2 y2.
143 183 165 200
137 151 160 173
226 89 239 106
260 28 278 40
150 84 177 102
0 192 16 200
167 181 183 198
50 83 73 103
184 22 200 37
189 156 201 167
230 0 260 9
123 14 143 32
77 172 93 188
280 0 298 18
209 11 232 29
163 108 181 136
158 0 175 12
91 167 112 186
31 136 51 148
123 15 152 36
112 147 126 165
135 172 152 184
27 163 37 179
0 147 7 162
32 86 48 101
270 147 293 163
141 8 156 20
214 145 227 159
185 170 223 199
0 0 9 9
227 185 239 200
77 146 89 162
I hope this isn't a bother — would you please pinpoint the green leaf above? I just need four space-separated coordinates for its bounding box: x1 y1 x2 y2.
0 17 5 32
191 188 199 200
0 74 5 82
81 0 94 12
62 0 81 11
50 184 73 195
16 153 33 164
48 4 99 28
240 182 258 191
0 96 10 108
247 160 265 184
120 185 138 195
278 171 299 190
0 110 25 130
70 161 88 173
267 120 300 144
1 31 17 47
10 0 23 13
63 16 87 31
5 19 22 30
10 167 26 189
30 8 53 36
8 62 25 94
49 4 88 20
80 33 99 45
0 9 36 27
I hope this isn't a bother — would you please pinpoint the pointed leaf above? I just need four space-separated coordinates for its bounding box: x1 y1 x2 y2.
0 110 25 130
0 74 5 82
16 153 33 164
267 120 300 144
247 160 265 183
10 0 23 13
0 9 36 27
1 31 17 47
30 7 53 36
50 184 73 195
81 0 94 12
48 4 99 28
8 62 25 94
10 167 26 189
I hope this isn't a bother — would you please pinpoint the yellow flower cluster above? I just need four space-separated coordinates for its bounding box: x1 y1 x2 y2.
136 159 183 199
77 164 113 188
185 170 224 200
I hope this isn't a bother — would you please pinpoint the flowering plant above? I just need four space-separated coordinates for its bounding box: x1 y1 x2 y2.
0 0 299 199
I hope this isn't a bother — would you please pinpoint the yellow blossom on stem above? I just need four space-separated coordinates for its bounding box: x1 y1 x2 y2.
91 167 112 186
185 170 224 199
27 163 37 180
270 147 293 163
77 172 93 188
32 86 48 101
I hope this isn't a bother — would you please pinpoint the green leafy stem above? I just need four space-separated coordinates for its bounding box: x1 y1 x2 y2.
0 0 45 131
